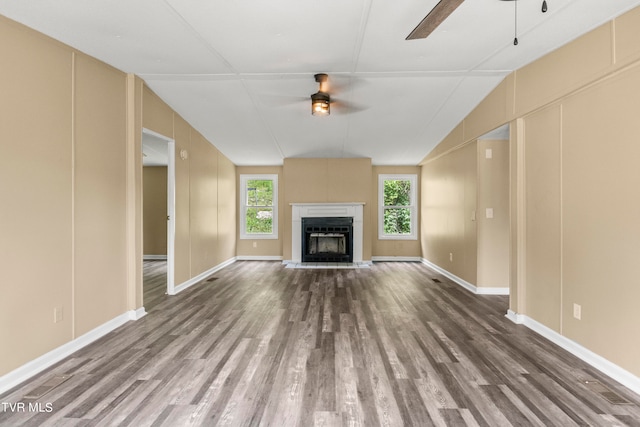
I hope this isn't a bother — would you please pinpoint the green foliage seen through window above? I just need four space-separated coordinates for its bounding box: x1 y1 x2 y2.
383 179 411 235
246 179 273 233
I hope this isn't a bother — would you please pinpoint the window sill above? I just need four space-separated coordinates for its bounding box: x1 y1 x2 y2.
240 234 278 240
378 234 418 241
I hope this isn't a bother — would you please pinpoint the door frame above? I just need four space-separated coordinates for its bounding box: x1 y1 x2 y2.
142 128 176 295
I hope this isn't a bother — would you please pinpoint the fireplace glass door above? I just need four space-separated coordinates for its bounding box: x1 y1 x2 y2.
302 217 353 262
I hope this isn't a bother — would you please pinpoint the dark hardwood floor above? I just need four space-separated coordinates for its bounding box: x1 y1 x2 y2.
143 260 169 312
1 261 639 426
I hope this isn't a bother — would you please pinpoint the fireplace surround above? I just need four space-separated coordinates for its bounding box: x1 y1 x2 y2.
291 203 364 263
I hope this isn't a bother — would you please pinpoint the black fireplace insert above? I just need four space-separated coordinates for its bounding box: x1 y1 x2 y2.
301 217 353 263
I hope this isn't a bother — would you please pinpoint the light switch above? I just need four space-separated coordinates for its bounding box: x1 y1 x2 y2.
485 148 493 159
486 208 494 219
54 306 63 323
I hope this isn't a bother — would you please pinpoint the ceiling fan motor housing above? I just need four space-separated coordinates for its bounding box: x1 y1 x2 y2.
311 91 330 102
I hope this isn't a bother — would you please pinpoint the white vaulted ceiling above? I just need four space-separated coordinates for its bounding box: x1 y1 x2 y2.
1 0 639 165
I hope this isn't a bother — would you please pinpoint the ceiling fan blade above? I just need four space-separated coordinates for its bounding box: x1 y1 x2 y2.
332 99 368 115
406 0 465 40
260 94 308 108
330 76 369 95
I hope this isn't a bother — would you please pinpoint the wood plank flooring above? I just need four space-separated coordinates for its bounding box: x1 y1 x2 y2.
143 260 169 312
2 261 640 426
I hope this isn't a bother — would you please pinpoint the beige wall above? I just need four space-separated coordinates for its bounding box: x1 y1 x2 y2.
129 75 145 311
523 106 562 331
421 142 478 284
0 16 236 378
0 16 129 374
217 155 237 263
189 131 219 276
421 6 640 377
142 88 237 284
560 69 640 374
73 54 129 336
1 16 73 375
143 167 168 256
173 114 192 284
476 139 509 287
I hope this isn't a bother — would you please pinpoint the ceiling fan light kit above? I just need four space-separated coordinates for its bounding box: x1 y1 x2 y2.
311 91 330 116
311 73 330 116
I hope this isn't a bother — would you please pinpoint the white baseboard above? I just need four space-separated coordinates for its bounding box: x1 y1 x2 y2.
236 255 283 261
0 256 237 395
130 307 147 320
505 309 525 324
505 310 640 396
0 308 144 396
143 255 167 260
171 257 237 295
420 258 509 295
371 256 422 262
475 286 510 295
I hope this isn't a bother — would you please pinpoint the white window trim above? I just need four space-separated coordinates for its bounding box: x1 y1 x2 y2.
378 174 417 240
240 174 278 240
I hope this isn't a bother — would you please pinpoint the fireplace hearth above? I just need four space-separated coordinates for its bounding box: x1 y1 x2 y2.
302 217 353 263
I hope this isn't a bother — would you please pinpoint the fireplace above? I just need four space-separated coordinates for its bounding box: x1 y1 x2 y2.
302 217 353 263
290 203 364 263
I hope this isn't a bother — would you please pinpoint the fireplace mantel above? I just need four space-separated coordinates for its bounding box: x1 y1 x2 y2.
290 203 364 263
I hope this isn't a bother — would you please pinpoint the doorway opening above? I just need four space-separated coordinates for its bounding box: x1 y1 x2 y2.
142 129 175 309
477 124 511 295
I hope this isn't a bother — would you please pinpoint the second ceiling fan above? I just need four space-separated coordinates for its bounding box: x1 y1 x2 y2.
406 0 465 40
407 0 549 41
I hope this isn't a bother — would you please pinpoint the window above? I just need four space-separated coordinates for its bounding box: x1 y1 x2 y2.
240 174 278 239
378 174 417 240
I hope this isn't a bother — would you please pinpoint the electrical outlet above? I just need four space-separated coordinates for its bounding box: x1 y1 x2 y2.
54 306 63 323
253 241 258 248
573 303 581 320
449 253 453 262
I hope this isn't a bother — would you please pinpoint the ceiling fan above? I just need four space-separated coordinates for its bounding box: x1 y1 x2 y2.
308 73 367 116
262 73 365 116
406 0 464 40
407 0 549 41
